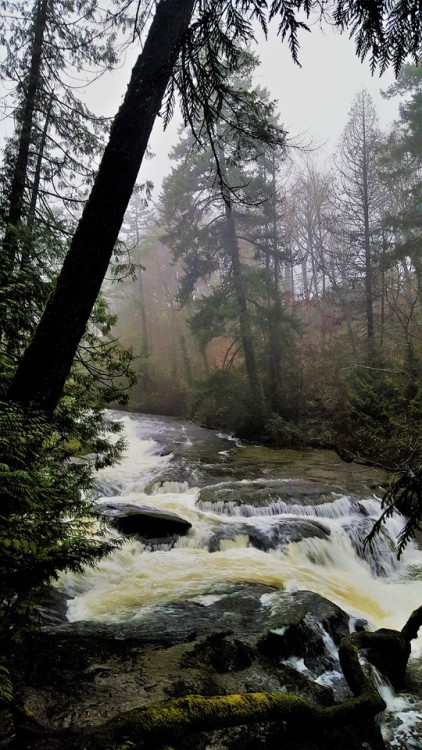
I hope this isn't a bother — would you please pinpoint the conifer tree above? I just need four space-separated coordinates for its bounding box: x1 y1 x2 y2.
7 0 422 416
161 54 288 424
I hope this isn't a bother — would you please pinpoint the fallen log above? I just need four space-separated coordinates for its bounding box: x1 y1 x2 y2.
10 605 422 749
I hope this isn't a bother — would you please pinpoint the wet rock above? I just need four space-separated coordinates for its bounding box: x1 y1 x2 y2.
248 518 330 550
342 517 396 576
256 590 349 675
199 478 340 509
183 634 255 673
366 628 411 690
14 586 364 749
207 518 330 552
98 501 192 540
352 618 369 632
36 587 69 626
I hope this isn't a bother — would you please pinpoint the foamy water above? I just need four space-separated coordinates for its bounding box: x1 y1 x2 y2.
59 414 422 650
57 413 422 746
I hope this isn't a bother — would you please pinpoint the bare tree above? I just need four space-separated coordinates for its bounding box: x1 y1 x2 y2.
332 90 383 357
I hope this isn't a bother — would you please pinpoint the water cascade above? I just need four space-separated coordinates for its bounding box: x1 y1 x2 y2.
58 412 422 745
60 414 422 644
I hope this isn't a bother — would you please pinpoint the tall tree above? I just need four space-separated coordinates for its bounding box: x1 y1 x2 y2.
287 161 332 301
161 55 288 421
0 0 132 357
6 0 422 415
380 64 422 284
0 0 126 276
332 90 383 356
378 64 422 398
242 146 295 413
1 0 49 281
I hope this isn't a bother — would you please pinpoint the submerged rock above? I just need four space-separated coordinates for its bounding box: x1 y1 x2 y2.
199 478 340 508
207 517 330 552
250 518 330 549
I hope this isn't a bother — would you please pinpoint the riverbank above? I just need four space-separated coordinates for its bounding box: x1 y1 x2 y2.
4 586 422 750
2 411 421 749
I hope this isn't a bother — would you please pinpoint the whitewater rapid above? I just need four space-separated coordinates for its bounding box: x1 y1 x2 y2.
59 413 422 661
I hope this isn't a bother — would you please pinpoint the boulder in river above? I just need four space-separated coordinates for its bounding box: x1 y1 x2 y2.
10 584 412 750
8 586 393 750
97 501 192 540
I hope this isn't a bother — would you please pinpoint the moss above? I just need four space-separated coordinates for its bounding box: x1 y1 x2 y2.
88 680 389 749
94 692 312 747
20 619 419 749
62 438 83 454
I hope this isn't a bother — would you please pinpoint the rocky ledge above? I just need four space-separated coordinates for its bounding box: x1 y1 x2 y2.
3 585 401 750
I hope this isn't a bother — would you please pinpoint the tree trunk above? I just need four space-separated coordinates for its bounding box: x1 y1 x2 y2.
7 0 196 414
180 334 193 386
1 0 49 283
268 155 284 413
21 91 54 270
224 196 267 421
218 148 267 422
138 268 150 357
362 123 375 356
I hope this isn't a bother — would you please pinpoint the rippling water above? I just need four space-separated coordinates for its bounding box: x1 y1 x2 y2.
58 411 422 745
59 413 422 643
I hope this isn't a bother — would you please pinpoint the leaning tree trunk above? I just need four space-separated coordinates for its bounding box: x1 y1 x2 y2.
7 0 196 415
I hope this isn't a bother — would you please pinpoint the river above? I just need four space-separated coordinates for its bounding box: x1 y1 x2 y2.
58 411 422 746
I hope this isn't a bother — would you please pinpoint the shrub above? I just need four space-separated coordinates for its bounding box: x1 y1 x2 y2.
0 401 121 643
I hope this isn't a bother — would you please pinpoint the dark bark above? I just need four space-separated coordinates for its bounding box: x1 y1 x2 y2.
20 91 54 271
180 334 193 386
26 92 54 233
214 141 267 420
138 268 149 357
401 603 422 642
7 0 196 414
1 0 49 282
219 160 268 421
268 155 284 413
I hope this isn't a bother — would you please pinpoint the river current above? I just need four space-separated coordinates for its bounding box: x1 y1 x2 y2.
58 411 422 746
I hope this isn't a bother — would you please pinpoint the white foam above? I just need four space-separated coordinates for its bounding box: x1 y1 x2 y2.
58 413 422 663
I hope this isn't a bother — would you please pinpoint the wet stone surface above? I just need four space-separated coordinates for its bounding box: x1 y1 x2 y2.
17 587 348 728
6 586 392 750
116 412 389 495
97 500 192 540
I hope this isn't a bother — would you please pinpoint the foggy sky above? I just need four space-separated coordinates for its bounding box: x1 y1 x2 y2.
0 13 400 195
148 22 396 191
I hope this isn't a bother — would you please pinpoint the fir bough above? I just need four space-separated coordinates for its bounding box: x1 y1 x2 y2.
365 466 422 558
0 401 122 642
